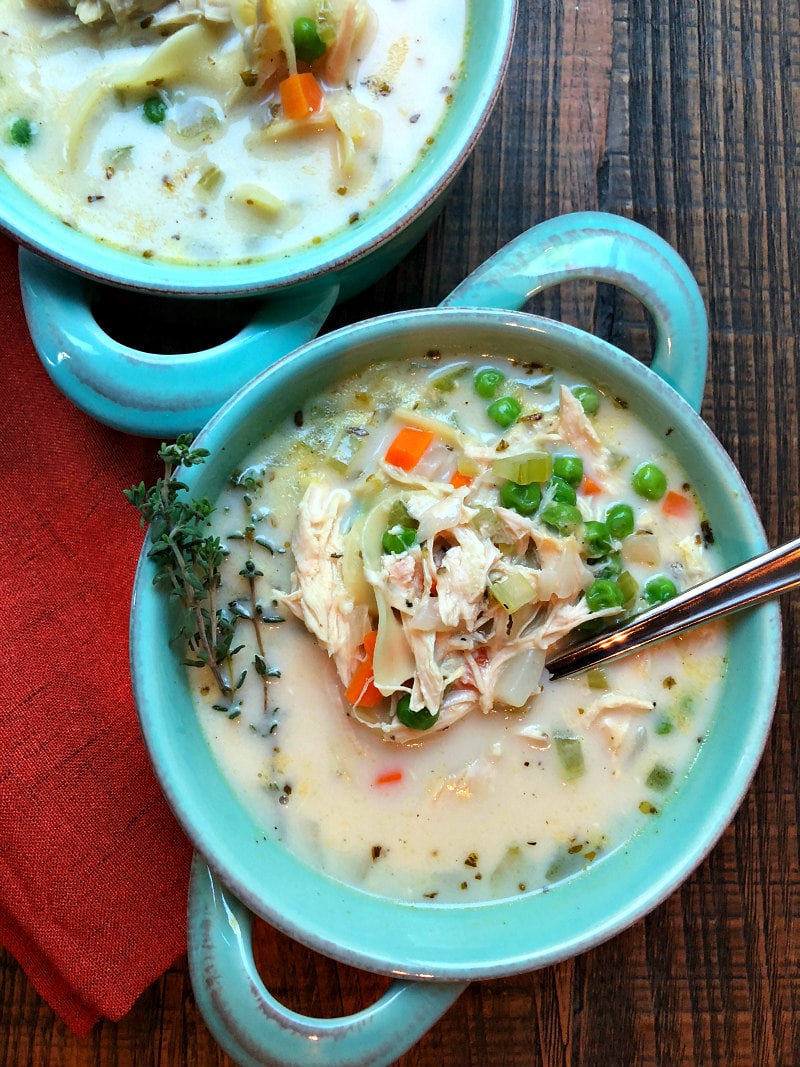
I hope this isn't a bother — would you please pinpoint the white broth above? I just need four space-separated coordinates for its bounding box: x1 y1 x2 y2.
190 352 728 903
0 0 465 264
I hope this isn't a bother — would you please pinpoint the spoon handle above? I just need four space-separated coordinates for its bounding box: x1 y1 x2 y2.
546 535 800 680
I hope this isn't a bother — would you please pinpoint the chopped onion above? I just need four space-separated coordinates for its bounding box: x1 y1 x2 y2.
494 648 546 707
622 530 661 566
413 439 457 482
414 492 467 544
372 590 416 694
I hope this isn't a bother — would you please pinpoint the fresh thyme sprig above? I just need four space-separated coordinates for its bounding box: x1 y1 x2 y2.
229 465 279 713
125 434 245 705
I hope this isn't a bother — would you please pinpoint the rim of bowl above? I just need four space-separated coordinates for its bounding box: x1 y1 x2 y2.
0 0 517 297
130 307 781 979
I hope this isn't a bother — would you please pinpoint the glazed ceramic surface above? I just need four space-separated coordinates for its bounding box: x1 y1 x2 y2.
129 214 780 1067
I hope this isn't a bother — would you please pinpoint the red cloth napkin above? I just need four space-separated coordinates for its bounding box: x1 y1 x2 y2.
0 232 193 1035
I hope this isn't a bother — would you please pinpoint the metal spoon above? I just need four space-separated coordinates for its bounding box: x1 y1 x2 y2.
545 535 800 680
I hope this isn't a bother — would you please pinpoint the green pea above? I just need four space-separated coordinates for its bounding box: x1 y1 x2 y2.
499 480 541 516
547 475 577 506
632 462 667 500
9 117 33 146
382 525 416 554
582 520 612 560
571 384 600 415
539 502 582 535
487 395 522 428
553 454 583 487
143 95 167 124
585 578 625 613
474 366 506 398
643 575 678 605
605 501 635 539
396 694 440 731
292 17 327 62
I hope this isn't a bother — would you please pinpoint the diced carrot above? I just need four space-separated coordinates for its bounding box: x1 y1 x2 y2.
344 630 383 706
662 489 693 518
580 474 603 496
361 630 378 654
450 470 473 489
280 72 324 120
374 769 403 786
384 426 435 471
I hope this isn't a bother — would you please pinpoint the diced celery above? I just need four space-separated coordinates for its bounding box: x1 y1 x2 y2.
545 845 592 882
430 362 470 392
553 733 585 780
107 145 134 170
324 426 363 471
491 451 552 485
196 164 224 194
645 763 674 791
386 498 415 529
488 570 537 613
587 668 608 690
617 569 639 604
470 507 503 540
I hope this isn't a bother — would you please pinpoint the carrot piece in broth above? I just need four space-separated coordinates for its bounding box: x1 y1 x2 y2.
661 489 693 519
345 630 383 706
385 426 435 470
280 72 324 119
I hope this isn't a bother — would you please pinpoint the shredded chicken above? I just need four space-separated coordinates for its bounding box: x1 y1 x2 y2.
273 482 370 682
557 384 602 454
434 527 501 629
582 692 655 754
42 0 219 25
275 381 709 744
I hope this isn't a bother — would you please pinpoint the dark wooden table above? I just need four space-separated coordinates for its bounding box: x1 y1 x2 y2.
3 0 799 1063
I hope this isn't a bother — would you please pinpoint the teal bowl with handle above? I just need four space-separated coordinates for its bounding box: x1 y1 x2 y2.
2 0 516 437
130 212 780 1066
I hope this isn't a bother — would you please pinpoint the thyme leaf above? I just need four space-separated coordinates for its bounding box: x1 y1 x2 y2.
125 434 242 704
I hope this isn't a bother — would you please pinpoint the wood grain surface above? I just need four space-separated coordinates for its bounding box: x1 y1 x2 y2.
2 0 799 1063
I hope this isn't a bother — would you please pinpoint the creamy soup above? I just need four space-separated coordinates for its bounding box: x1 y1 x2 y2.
190 352 727 903
0 0 465 264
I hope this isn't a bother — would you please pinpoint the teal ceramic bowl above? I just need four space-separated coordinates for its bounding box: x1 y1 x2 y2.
1 0 515 436
130 214 780 1067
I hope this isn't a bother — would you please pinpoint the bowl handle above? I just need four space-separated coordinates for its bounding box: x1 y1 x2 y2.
17 249 339 437
441 211 708 412
186 856 467 1067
